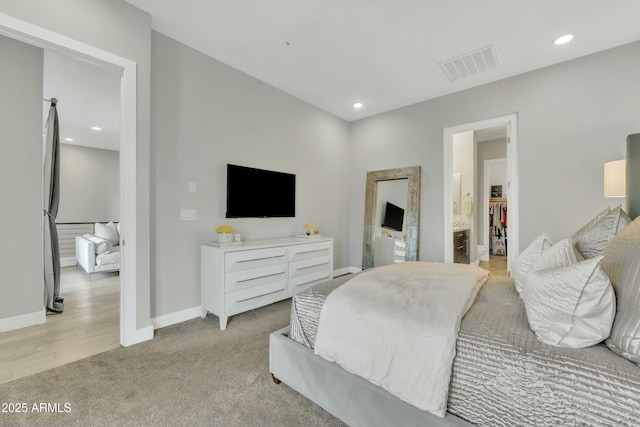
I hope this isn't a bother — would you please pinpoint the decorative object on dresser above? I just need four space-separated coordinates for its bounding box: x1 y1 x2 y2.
297 223 321 239
201 237 333 330
215 224 236 244
302 223 315 236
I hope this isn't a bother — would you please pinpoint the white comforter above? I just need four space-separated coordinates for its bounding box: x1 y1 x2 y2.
314 262 489 416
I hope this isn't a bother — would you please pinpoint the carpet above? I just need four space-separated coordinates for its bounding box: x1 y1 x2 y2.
0 300 345 427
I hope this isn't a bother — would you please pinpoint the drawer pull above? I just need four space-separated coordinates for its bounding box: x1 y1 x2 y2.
237 254 285 263
296 262 329 271
236 272 284 283
236 289 282 303
296 248 327 255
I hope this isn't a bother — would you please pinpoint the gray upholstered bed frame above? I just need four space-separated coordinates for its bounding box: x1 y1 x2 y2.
269 326 473 427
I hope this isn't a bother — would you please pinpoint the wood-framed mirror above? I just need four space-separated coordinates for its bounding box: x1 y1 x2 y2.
362 165 421 269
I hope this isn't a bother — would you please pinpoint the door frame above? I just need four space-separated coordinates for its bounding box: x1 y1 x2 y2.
0 12 148 346
443 113 519 274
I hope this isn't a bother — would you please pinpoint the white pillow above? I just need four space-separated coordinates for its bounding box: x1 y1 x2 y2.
95 222 119 246
511 232 552 298
528 237 584 271
572 206 631 259
522 246 616 349
82 234 112 255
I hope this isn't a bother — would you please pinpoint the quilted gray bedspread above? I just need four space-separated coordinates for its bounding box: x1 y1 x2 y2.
290 273 640 426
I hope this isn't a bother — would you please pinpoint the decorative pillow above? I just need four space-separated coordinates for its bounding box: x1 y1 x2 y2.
602 215 640 364
528 237 584 272
572 206 632 259
95 222 119 246
511 232 552 298
82 234 112 255
522 252 616 349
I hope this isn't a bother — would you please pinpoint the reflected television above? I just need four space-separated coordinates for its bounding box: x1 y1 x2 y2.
382 202 404 231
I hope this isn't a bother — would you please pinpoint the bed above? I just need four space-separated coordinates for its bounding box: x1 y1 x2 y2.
269 207 640 426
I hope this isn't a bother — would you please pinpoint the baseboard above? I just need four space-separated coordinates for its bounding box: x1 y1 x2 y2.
152 306 202 330
60 256 76 267
0 308 46 332
151 271 361 331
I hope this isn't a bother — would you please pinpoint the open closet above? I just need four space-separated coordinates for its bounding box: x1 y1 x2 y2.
489 196 507 256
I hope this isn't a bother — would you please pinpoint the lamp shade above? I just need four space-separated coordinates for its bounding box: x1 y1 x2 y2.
604 159 626 198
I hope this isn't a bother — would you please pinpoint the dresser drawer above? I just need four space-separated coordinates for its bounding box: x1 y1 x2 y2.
289 255 331 278
225 263 288 293
225 282 288 315
225 247 288 273
289 255 332 292
289 241 332 262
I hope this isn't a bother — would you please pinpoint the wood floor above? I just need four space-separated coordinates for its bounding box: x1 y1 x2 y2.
0 266 120 384
478 254 509 276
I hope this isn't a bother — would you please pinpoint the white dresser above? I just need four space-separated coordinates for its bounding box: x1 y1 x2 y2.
201 236 333 329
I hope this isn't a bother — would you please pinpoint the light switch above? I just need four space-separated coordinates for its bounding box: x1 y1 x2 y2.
180 209 197 221
189 182 197 193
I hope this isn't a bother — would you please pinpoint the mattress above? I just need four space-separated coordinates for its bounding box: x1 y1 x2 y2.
290 272 640 426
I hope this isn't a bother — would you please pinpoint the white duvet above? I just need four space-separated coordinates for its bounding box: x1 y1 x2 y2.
314 262 489 416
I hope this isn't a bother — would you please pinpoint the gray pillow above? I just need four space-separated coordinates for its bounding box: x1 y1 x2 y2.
572 206 631 259
602 215 640 364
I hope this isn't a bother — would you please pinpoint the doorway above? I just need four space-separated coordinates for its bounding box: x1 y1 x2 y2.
443 113 519 276
0 15 143 346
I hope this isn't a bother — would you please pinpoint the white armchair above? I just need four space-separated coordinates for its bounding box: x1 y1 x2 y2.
75 222 120 279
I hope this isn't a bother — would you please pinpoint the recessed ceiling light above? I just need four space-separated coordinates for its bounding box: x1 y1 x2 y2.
353 102 364 109
554 34 574 45
91 126 102 131
64 137 74 142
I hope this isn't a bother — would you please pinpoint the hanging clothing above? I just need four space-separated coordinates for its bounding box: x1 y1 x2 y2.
489 199 508 256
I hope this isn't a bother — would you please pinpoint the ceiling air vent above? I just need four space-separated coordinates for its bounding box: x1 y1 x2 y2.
439 44 500 82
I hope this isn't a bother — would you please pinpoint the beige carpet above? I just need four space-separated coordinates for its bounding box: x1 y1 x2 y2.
0 300 345 427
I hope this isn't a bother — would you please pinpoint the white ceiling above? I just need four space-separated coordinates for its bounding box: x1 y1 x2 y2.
123 0 640 121
44 49 121 151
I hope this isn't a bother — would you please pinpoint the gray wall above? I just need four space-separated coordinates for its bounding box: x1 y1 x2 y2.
57 144 120 223
150 32 350 318
349 41 640 266
0 35 44 320
0 0 152 329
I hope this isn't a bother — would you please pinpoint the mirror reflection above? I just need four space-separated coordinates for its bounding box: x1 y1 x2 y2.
362 166 420 270
374 179 408 266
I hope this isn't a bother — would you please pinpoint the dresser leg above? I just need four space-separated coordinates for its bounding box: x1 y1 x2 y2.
200 308 208 318
219 316 228 330
271 374 281 384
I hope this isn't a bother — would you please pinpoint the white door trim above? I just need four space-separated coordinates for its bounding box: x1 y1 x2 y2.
443 113 519 274
0 12 147 346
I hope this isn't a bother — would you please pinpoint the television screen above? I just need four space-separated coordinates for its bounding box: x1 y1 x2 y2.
382 202 404 231
226 164 296 218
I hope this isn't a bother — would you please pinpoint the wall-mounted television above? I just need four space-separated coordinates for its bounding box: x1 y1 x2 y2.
382 201 404 231
226 164 296 218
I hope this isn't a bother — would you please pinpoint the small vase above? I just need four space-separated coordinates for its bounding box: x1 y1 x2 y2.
304 228 313 236
217 232 233 243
